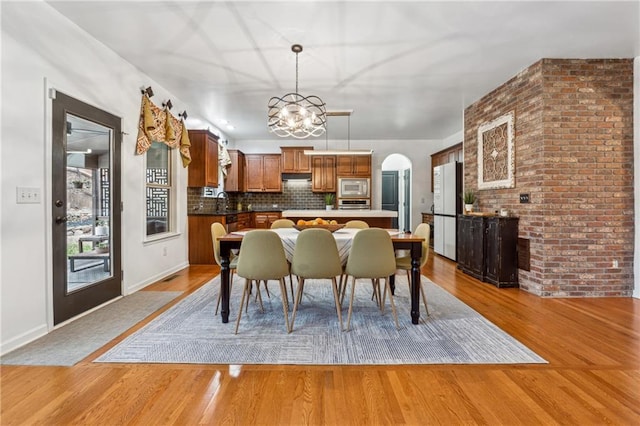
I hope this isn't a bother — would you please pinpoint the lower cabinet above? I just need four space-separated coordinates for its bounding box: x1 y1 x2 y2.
188 215 226 265
253 212 281 229
457 215 519 288
237 212 251 230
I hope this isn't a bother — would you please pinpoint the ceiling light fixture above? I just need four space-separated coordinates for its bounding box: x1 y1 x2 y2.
304 110 373 156
268 44 326 139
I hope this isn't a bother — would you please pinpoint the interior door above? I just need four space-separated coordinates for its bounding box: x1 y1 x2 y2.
403 168 411 232
52 91 122 325
381 171 399 229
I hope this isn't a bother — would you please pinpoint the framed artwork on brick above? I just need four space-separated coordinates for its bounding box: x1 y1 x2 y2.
477 111 515 190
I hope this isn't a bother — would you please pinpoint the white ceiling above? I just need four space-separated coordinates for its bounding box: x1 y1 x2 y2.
47 1 639 141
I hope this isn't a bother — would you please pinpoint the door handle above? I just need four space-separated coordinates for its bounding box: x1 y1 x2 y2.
55 216 68 224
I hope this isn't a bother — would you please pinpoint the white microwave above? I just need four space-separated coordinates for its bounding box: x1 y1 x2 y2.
338 178 370 198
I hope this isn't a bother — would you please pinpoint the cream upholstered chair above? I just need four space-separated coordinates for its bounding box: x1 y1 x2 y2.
269 218 296 302
270 218 295 229
290 228 344 331
211 222 239 315
343 228 399 331
344 220 369 229
395 223 431 317
235 230 291 334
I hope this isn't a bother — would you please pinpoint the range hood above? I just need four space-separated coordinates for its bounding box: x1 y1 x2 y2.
281 173 312 181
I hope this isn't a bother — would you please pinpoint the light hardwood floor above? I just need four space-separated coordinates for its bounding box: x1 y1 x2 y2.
2 254 639 425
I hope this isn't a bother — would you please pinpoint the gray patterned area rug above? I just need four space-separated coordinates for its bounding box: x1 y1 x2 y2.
96 275 546 365
1 291 182 366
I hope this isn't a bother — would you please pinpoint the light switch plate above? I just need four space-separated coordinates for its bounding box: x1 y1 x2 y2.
17 187 41 204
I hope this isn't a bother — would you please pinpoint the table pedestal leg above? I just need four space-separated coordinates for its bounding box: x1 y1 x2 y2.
220 256 230 323
410 245 421 325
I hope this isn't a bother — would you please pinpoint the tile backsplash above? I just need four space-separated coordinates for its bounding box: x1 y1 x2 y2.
187 181 327 211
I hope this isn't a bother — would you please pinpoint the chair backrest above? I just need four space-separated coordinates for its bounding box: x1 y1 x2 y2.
210 222 228 265
236 230 290 280
270 218 295 229
291 228 342 279
345 228 396 278
344 220 369 229
413 223 431 268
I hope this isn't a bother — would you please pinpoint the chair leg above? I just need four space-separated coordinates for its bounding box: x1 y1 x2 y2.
331 277 344 331
372 278 383 310
339 273 347 305
384 278 400 330
278 278 291 333
255 281 265 313
289 273 295 302
296 279 306 305
235 279 250 334
346 276 358 331
290 278 305 332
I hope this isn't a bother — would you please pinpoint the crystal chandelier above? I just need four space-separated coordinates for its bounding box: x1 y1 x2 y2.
268 44 326 139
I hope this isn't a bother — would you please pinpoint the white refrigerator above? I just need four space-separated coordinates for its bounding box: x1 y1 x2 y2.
433 162 462 260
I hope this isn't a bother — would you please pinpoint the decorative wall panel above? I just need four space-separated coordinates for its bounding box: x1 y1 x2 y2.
477 111 514 189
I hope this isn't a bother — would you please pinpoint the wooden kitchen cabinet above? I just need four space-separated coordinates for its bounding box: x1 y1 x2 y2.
311 155 336 192
252 212 281 229
245 154 282 192
188 215 225 265
281 147 312 173
430 142 462 192
236 212 251 230
457 215 519 288
188 129 219 187
225 149 245 192
336 155 371 177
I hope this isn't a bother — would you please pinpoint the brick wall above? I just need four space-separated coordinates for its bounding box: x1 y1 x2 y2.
464 59 634 297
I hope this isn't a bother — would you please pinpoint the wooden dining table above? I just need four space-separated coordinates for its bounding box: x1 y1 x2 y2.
218 229 425 325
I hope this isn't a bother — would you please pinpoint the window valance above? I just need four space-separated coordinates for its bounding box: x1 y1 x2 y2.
136 94 191 167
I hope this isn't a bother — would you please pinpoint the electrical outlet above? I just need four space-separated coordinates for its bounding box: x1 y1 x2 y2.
612 260 619 268
519 193 530 203
163 247 167 256
16 187 41 204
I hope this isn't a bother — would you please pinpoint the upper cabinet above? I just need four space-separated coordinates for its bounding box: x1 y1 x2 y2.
224 149 245 192
187 129 219 187
245 154 282 192
336 155 371 177
311 155 336 192
281 146 312 173
430 142 463 192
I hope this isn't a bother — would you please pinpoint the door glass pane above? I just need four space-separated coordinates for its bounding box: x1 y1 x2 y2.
66 114 112 292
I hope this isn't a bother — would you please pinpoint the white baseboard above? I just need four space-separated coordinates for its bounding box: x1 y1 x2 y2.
125 261 189 295
0 323 48 357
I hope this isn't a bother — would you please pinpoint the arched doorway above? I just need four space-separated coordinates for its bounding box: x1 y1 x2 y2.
381 154 412 231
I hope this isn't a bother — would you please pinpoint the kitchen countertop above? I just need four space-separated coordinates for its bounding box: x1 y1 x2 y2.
188 209 282 216
282 209 398 218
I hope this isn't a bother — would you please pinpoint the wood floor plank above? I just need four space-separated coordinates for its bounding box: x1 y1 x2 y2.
2 254 639 425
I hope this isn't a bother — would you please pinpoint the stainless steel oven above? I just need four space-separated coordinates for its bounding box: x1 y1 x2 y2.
338 178 370 199
338 198 371 210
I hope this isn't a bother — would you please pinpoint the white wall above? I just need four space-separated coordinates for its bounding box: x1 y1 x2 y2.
0 2 222 354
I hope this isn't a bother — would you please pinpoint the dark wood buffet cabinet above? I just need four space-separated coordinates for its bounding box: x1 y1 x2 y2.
457 214 519 288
